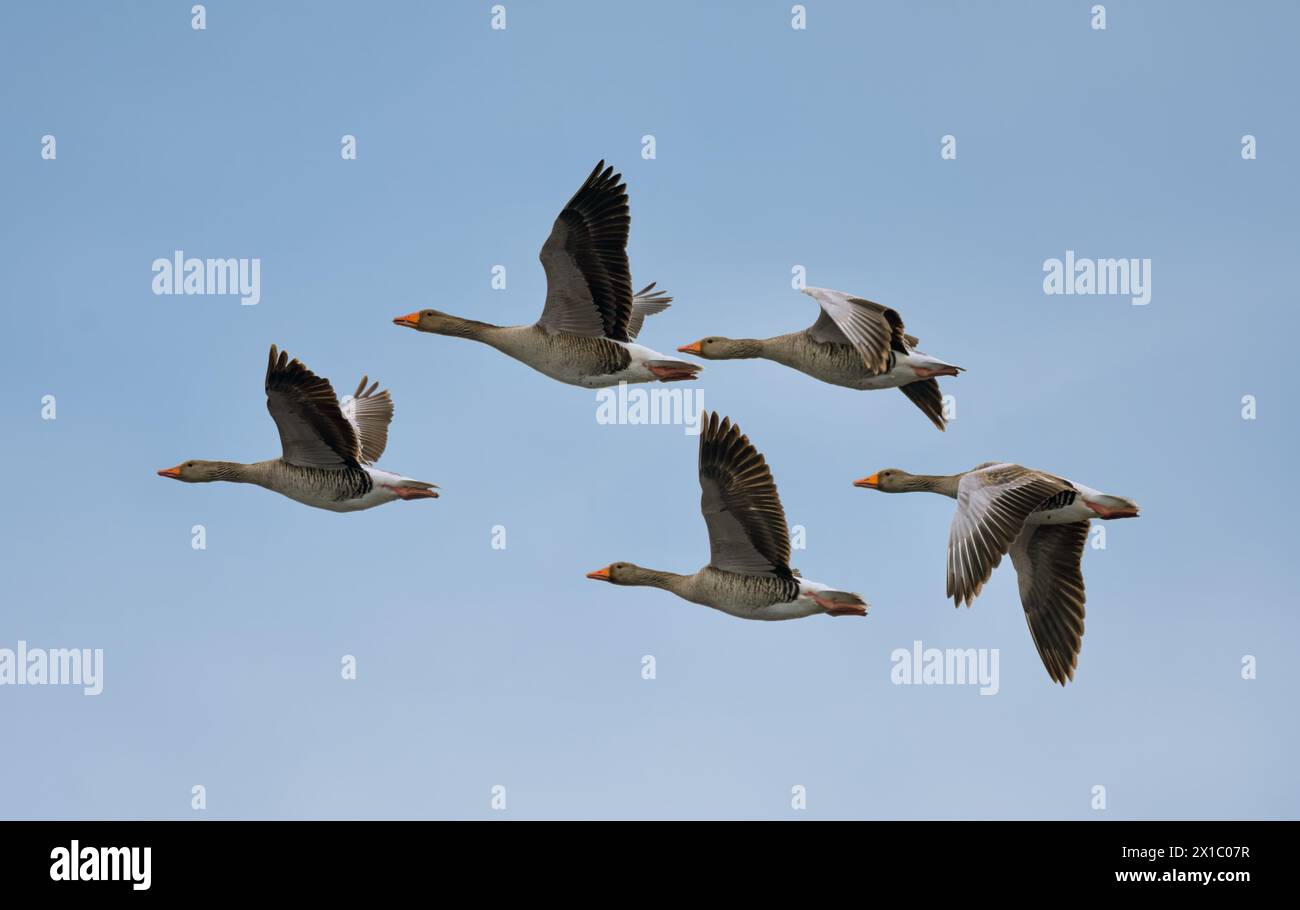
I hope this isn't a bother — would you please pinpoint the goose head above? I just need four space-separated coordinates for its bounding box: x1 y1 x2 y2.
393 309 460 334
854 469 914 493
157 460 226 483
586 562 649 585
676 337 758 360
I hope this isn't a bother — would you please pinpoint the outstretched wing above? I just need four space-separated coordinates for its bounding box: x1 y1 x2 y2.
536 161 635 341
898 379 947 432
626 282 673 341
265 345 359 468
947 464 1072 607
1009 521 1089 685
340 376 394 465
803 287 908 374
697 412 792 579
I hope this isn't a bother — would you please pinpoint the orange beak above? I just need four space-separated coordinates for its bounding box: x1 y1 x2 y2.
392 312 420 329
157 465 182 479
586 566 612 581
853 473 880 489
676 341 702 355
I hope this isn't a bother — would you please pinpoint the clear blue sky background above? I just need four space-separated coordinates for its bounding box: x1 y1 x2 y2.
2 1 1296 819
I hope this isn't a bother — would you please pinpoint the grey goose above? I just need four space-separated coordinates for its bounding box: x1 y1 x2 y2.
393 161 701 388
678 287 962 430
587 412 868 620
157 345 438 511
855 463 1140 683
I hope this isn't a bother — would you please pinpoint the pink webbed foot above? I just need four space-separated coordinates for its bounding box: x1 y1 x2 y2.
825 605 867 617
392 486 440 501
808 593 868 617
912 365 962 379
645 361 702 382
1084 500 1138 519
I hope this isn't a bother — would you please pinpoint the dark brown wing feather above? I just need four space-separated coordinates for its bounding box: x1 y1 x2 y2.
264 345 359 468
537 161 635 341
898 379 947 431
697 412 792 579
1009 521 1089 685
866 299 911 355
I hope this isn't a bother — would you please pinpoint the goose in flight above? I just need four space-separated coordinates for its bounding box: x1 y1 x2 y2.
393 161 701 388
678 287 962 430
854 463 1140 683
157 345 439 511
587 412 868 620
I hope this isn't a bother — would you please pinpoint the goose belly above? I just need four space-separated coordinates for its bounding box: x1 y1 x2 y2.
266 464 389 512
710 598 822 621
276 485 391 513
771 339 907 390
853 352 949 389
578 342 684 388
689 569 810 620
497 330 631 387
327 467 421 512
850 365 912 390
305 491 390 512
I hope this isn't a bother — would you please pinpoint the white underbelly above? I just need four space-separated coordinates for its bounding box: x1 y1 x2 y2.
578 342 669 388
852 367 911 390
279 488 389 513
708 599 822 621
1025 478 1100 525
278 470 403 513
1027 503 1095 525
846 354 937 390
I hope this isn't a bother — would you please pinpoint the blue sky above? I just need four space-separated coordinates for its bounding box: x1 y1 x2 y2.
1 1 1296 819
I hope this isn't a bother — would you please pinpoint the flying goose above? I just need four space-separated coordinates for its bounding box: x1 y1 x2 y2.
587 412 868 620
678 287 962 430
393 161 702 388
854 463 1140 683
157 345 439 511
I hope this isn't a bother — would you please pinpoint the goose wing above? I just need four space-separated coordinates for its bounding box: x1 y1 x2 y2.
626 282 673 341
899 379 947 432
537 161 635 341
1009 521 1089 685
339 376 394 465
697 412 792 579
265 345 360 468
947 463 1072 606
802 287 909 373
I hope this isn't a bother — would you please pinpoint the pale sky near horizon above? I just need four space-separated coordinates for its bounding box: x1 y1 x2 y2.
1 1 1297 819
